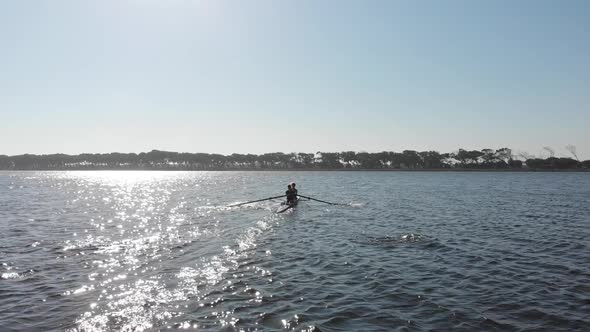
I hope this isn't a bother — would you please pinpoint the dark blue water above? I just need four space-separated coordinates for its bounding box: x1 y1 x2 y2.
1 171 589 331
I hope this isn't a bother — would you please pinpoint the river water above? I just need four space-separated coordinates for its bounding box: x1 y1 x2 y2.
1 171 589 331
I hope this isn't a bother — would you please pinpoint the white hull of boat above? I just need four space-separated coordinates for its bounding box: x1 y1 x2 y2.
276 198 299 213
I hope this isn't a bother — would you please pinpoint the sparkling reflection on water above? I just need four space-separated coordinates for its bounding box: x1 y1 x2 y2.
0 171 589 331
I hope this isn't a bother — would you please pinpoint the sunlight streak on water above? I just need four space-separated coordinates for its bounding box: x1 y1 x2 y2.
33 171 284 331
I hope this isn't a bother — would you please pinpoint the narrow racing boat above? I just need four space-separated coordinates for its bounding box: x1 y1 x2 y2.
276 197 299 214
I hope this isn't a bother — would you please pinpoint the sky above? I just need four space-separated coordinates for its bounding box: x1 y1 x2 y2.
1 0 589 159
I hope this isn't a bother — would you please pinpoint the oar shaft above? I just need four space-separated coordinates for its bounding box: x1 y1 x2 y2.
297 195 347 206
228 194 286 207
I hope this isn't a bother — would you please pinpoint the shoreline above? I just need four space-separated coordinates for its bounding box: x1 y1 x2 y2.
1 168 588 172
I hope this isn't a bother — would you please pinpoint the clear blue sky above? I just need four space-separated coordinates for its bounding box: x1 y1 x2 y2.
1 0 588 159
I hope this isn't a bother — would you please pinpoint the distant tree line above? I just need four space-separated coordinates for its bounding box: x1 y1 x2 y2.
0 148 588 171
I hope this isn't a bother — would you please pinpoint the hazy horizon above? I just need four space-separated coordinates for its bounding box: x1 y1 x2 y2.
1 1 589 159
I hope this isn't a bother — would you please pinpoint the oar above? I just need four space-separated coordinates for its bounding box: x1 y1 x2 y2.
228 195 286 207
297 195 349 206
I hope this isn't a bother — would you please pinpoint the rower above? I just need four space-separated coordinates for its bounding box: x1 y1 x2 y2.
291 182 298 196
286 184 297 204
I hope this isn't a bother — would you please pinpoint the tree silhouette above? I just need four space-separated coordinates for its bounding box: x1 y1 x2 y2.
565 145 579 161
0 148 585 170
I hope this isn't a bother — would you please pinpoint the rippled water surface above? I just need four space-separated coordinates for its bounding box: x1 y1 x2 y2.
1 171 589 331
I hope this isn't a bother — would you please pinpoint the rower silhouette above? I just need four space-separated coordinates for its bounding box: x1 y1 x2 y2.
286 184 297 204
